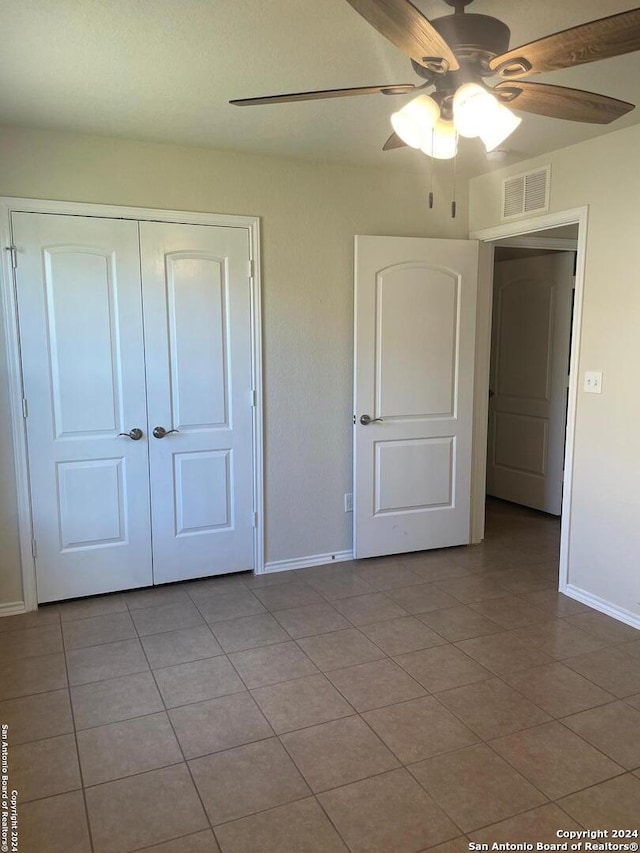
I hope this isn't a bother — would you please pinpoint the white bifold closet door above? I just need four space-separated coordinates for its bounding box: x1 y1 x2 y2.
13 212 255 603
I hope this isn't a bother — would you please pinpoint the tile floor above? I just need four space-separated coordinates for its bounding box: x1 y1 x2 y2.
1 499 639 852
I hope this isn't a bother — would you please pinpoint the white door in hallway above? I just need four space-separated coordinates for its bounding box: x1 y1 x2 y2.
13 213 256 602
353 235 479 558
140 221 255 584
13 213 153 601
487 252 574 515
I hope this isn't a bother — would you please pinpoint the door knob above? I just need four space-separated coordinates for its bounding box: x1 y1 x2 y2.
118 428 143 440
152 426 180 439
360 414 384 425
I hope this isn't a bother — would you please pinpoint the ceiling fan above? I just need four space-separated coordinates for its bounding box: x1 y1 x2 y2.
230 0 640 158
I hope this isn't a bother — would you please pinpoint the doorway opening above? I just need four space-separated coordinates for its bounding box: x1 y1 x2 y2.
471 208 588 596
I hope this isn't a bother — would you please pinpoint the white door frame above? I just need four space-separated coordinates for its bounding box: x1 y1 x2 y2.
470 206 589 594
0 197 265 612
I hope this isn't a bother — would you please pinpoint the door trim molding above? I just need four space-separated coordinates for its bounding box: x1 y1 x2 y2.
470 206 589 595
0 197 264 611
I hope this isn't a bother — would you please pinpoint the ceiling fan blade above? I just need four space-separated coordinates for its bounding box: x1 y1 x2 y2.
345 0 459 71
494 81 635 124
383 131 407 150
230 83 418 106
490 7 640 78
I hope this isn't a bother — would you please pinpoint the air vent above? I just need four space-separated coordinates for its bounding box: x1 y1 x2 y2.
502 166 550 219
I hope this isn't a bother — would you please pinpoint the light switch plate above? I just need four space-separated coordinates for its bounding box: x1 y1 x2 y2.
584 371 603 393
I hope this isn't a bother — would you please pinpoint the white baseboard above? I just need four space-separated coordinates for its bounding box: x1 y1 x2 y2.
263 550 354 575
562 583 640 630
0 601 26 618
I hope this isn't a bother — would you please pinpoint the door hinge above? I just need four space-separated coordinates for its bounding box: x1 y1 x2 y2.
250 388 257 408
22 398 28 418
31 537 37 558
248 259 254 279
252 511 258 528
6 246 17 269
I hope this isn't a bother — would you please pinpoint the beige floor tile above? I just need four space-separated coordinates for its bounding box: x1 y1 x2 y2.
0 605 60 632
318 768 459 853
297 628 385 671
243 570 301 588
562 701 640 769
0 689 73 744
192 589 267 623
66 639 149 686
627 693 640 711
252 582 324 611
502 663 614 718
124 584 192 611
363 695 479 763
516 590 590 618
491 720 623 799
0 652 67 700
354 562 423 591
11 733 81 802
558 774 640 830
141 625 223 668
62 611 137 650
419 605 503 642
409 743 547 832
563 647 640 698
455 632 554 675
564 611 640 645
169 692 273 758
71 671 163 729
468 803 581 843
402 554 472 583
77 711 183 786
327 659 426 712
130 600 205 636
154 655 244 708
271 602 350 638
280 715 399 792
332 592 408 625
251 674 354 733
186 574 250 595
190 737 310 825
60 594 127 622
85 764 208 853
469 596 549 629
509 620 610 659
19 790 91 853
305 571 375 600
360 616 447 655
619 639 640 659
0 624 63 659
228 641 318 688
213 797 348 853
212 613 290 651
424 838 474 853
386 584 461 614
433 576 508 604
437 677 551 739
135 831 220 852
395 645 493 693
486 569 555 596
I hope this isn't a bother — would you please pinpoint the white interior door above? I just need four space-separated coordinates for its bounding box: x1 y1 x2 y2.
140 221 255 584
13 213 153 602
487 251 574 514
354 235 479 558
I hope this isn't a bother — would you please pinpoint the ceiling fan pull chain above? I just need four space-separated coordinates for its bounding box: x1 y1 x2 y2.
451 138 458 219
428 128 434 209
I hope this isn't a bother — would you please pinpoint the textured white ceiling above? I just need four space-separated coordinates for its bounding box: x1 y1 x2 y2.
1 0 639 177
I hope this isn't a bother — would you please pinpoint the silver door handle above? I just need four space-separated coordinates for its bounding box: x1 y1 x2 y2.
118 428 143 440
152 426 179 439
360 414 384 425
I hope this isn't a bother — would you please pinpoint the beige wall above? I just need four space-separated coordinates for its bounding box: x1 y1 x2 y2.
0 126 466 605
470 123 640 621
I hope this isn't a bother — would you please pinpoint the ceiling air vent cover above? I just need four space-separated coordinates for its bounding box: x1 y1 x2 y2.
502 166 550 219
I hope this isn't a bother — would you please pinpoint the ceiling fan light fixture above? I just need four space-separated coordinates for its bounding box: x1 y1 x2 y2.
480 103 521 151
421 118 457 159
452 82 497 138
390 94 440 148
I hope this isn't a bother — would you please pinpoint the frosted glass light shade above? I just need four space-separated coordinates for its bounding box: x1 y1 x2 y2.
480 104 522 151
453 83 496 138
421 118 457 160
391 95 440 149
